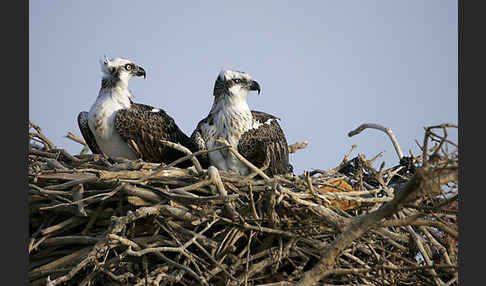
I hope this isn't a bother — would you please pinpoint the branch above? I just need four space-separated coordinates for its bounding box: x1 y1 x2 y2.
215 138 271 181
65 132 87 146
158 139 203 174
297 164 444 286
29 121 56 150
208 166 238 219
348 123 404 160
288 141 308 154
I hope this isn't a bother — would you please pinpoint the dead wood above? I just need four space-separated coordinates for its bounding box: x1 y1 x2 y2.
28 122 458 286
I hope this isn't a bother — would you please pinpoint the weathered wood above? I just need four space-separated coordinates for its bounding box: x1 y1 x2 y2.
28 122 458 286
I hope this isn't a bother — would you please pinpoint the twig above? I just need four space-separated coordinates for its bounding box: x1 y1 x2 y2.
64 132 86 146
159 139 202 173
297 165 443 285
348 123 404 160
209 166 238 219
288 141 309 154
216 138 271 181
133 145 228 182
29 121 56 150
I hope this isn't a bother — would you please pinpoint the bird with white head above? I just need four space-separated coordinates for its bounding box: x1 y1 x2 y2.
191 69 292 176
77 56 198 166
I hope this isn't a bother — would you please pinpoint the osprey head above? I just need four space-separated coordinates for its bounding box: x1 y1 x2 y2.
213 69 260 97
99 55 146 82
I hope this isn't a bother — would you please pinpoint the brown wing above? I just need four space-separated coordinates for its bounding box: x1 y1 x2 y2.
237 111 293 176
114 103 199 167
77 111 102 155
190 117 211 169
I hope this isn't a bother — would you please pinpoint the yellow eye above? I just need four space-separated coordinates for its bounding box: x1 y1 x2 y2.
125 64 132 70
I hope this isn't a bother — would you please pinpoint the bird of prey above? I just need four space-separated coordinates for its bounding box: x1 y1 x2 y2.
191 69 292 176
77 56 198 167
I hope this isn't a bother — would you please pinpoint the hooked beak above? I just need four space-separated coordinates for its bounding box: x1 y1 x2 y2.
249 80 261 94
135 66 146 79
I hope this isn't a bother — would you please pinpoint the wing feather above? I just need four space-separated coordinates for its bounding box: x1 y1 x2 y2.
190 117 211 169
114 103 198 167
77 111 102 155
237 110 292 176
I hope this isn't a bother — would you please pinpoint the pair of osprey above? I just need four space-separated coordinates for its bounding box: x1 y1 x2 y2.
78 57 292 176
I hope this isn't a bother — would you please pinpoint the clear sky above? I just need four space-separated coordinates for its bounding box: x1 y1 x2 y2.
29 1 458 174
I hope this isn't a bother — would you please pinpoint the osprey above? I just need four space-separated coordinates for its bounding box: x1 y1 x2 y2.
191 70 292 176
77 56 198 167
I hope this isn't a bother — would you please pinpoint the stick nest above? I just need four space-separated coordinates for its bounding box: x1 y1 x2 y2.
28 122 458 286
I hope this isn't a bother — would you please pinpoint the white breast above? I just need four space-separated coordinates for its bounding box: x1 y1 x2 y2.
202 103 254 176
87 89 137 160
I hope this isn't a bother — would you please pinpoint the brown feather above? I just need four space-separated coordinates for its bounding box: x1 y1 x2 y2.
77 111 102 155
114 103 199 167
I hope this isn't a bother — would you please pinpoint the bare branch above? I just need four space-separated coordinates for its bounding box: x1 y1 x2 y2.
348 123 404 160
288 141 309 154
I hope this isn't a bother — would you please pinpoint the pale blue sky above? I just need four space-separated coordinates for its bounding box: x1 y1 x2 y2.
29 1 457 174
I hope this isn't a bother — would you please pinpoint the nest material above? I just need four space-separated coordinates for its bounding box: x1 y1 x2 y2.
28 122 458 286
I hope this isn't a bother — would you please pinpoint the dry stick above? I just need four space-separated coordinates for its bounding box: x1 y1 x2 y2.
397 211 443 286
64 132 90 154
127 219 219 256
248 184 260 220
81 201 106 235
158 139 203 173
192 240 236 281
166 220 219 250
444 274 458 286
65 132 86 146
288 141 309 154
40 183 125 211
40 217 87 236
305 172 330 205
45 177 98 190
254 283 294 286
72 184 87 217
29 121 56 150
29 217 53 253
246 153 271 180
216 138 271 181
217 216 324 248
51 148 83 163
420 226 453 265
77 250 131 286
382 217 458 239
279 186 348 230
427 124 457 162
30 246 93 280
245 230 254 286
41 236 102 247
348 123 404 160
108 234 141 250
296 165 451 286
46 159 68 170
133 220 219 285
326 144 358 175
134 145 228 182
122 184 167 203
300 264 457 280
29 147 58 159
93 260 135 283
231 239 295 286
46 205 167 286
208 166 238 219
158 252 209 286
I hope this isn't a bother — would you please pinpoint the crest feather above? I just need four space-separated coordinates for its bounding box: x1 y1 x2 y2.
100 55 113 77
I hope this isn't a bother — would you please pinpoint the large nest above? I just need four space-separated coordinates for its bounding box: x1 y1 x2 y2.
28 122 458 286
